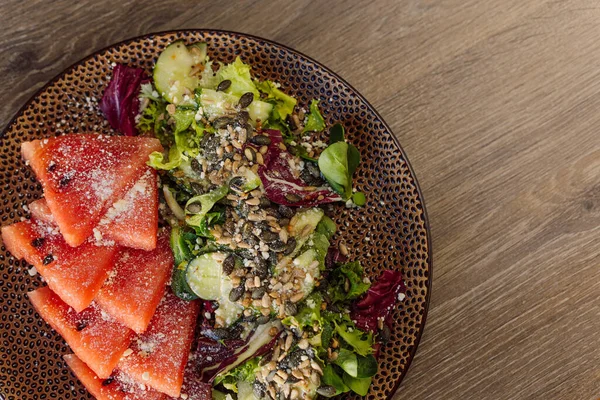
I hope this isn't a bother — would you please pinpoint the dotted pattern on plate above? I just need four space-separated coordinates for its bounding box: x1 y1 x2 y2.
0 30 431 400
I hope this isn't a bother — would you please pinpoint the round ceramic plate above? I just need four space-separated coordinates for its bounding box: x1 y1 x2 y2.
0 30 431 400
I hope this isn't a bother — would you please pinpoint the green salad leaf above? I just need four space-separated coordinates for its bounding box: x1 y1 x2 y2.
185 185 229 228
147 147 182 170
255 80 297 123
342 374 372 396
334 316 374 357
214 357 261 392
218 57 259 98
322 364 350 396
327 261 371 303
137 100 168 143
303 99 325 132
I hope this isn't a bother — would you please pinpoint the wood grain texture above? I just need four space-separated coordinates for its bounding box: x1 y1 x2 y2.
1 1 599 399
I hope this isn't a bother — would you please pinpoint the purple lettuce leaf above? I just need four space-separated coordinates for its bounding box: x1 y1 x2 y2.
350 270 406 332
99 64 147 136
249 129 342 206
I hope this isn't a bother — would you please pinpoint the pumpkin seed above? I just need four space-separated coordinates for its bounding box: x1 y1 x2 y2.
249 135 272 146
222 255 236 275
269 240 287 253
213 116 234 129
190 158 203 174
278 205 295 219
229 285 245 302
284 193 302 203
235 111 250 126
259 230 280 244
283 238 296 255
216 79 232 92
229 176 246 193
252 286 266 300
238 92 254 108
316 386 337 397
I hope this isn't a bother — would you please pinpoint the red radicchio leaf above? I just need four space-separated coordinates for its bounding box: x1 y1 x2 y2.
99 64 147 136
250 129 342 206
350 270 406 332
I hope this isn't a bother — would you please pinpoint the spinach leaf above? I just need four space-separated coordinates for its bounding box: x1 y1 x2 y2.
322 364 349 395
343 373 372 396
329 123 345 144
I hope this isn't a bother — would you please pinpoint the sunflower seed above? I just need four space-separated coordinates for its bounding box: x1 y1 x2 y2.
284 301 297 316
238 92 254 108
244 147 256 162
229 176 246 193
187 202 202 213
216 79 232 92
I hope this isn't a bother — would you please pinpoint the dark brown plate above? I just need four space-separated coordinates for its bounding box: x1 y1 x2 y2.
0 30 431 400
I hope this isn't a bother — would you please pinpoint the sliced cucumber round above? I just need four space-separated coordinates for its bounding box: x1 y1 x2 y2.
153 41 199 105
185 252 227 300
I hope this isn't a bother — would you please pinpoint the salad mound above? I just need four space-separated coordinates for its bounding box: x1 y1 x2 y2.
104 41 407 399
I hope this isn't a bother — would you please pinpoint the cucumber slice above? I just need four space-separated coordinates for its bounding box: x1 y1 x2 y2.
187 42 207 65
289 208 324 238
185 252 226 300
199 89 238 119
154 41 199 105
247 100 273 123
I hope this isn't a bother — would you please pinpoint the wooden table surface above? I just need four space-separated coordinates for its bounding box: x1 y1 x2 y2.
2 1 599 399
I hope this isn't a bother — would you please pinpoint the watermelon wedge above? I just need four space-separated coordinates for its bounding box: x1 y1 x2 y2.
118 290 200 397
28 287 134 379
96 167 159 250
95 231 173 334
29 168 159 251
1 219 118 312
64 354 167 400
21 134 162 247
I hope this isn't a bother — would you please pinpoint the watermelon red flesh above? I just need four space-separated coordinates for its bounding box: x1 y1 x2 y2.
1 219 118 312
95 231 173 334
64 354 167 400
97 167 159 251
30 167 159 251
21 134 162 247
28 287 134 379
118 291 200 397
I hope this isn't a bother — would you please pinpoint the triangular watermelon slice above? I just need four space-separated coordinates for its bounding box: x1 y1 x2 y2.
1 219 118 312
28 287 134 379
96 167 159 251
118 290 200 397
64 354 167 400
21 134 162 247
95 231 173 334
29 167 159 251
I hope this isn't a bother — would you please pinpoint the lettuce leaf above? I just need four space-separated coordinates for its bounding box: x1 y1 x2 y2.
327 261 370 303
213 357 260 393
218 57 259 97
137 100 168 143
185 185 229 229
255 80 297 122
334 316 374 357
147 147 182 170
303 99 325 132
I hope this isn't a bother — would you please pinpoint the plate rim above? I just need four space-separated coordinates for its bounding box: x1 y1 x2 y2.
0 29 432 398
